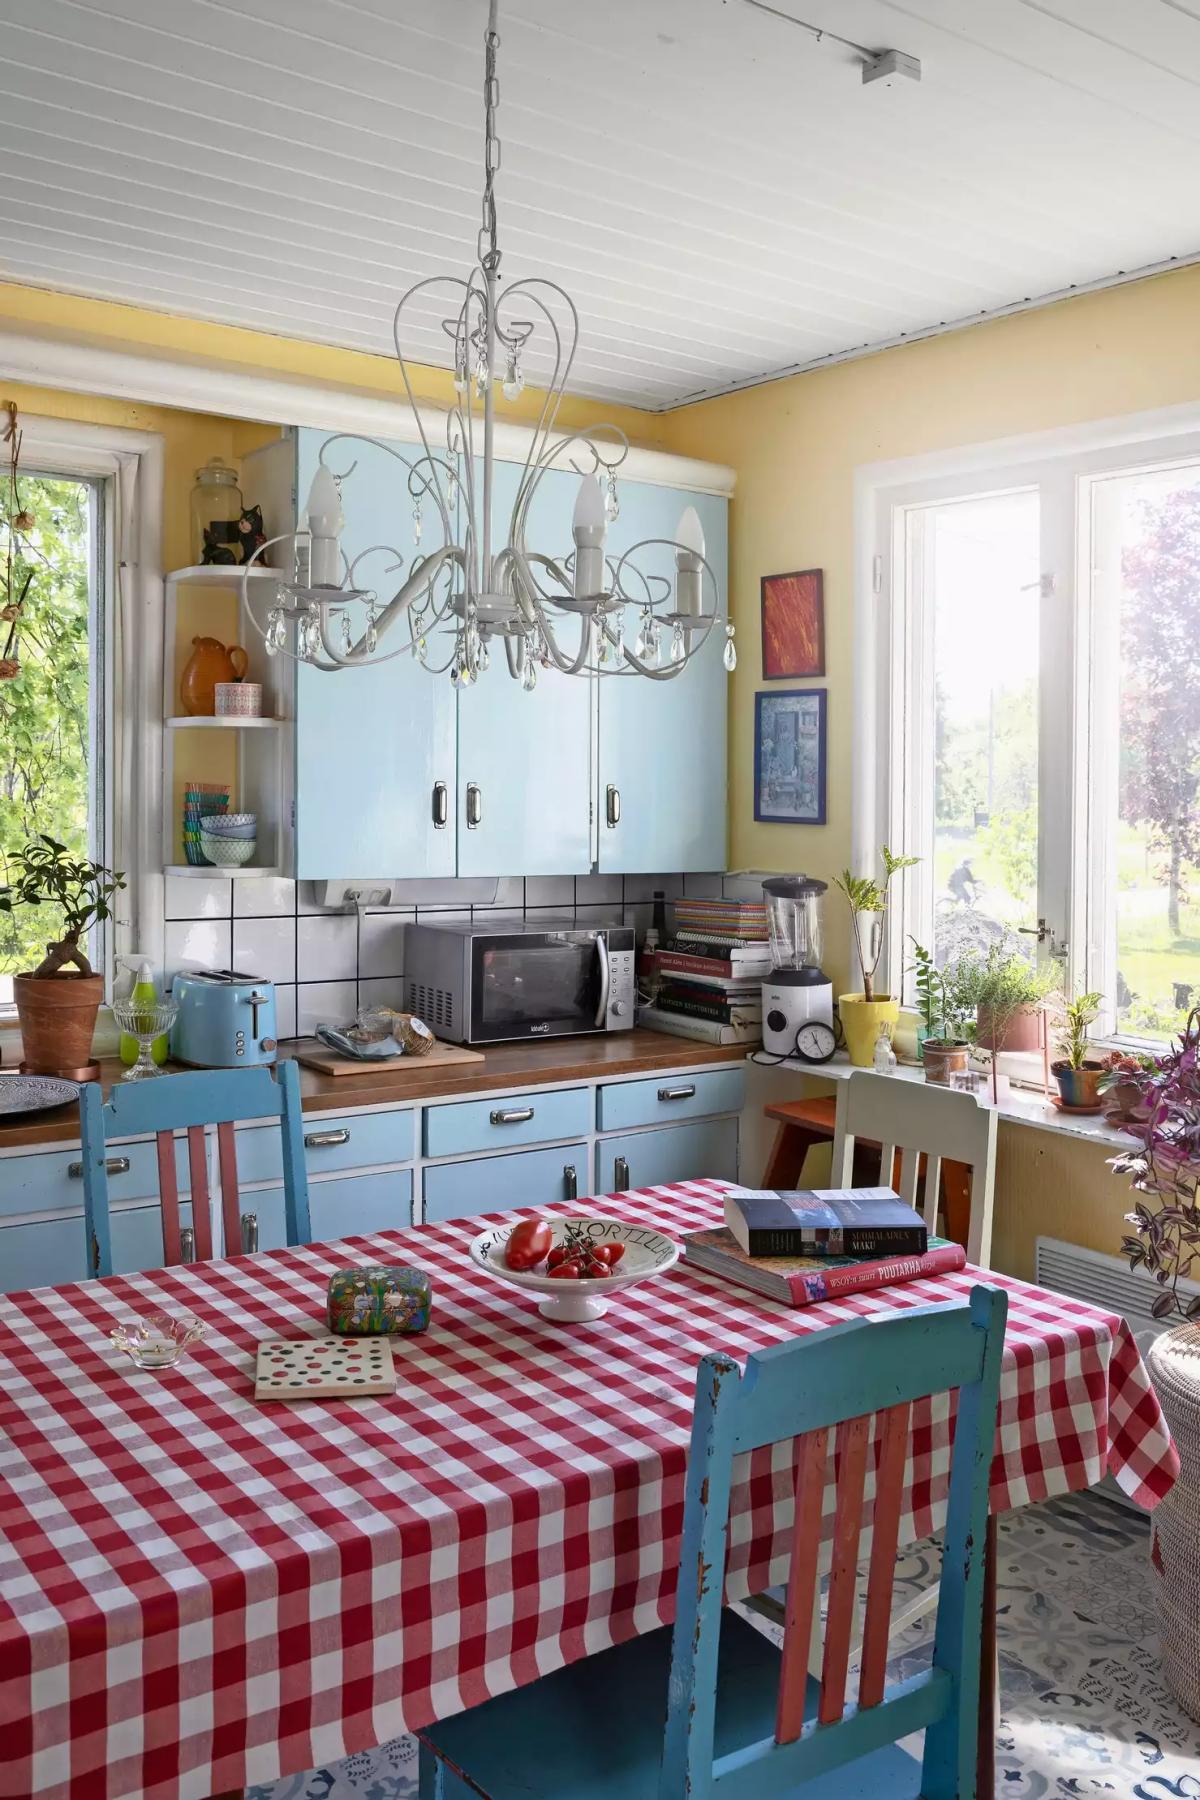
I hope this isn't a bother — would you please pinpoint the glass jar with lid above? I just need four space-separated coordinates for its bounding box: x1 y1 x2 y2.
191 459 243 565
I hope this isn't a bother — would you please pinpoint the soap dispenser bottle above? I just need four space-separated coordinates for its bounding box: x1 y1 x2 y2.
117 957 168 1067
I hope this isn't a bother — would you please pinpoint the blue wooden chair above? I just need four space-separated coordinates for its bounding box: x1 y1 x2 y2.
78 1063 311 1278
417 1284 1007 1800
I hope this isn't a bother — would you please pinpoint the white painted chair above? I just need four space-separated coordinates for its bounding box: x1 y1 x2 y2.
830 1071 998 1269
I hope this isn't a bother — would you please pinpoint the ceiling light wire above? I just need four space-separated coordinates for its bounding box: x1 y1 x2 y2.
738 0 878 64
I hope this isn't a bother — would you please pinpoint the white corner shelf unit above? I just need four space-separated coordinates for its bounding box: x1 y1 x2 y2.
162 565 294 881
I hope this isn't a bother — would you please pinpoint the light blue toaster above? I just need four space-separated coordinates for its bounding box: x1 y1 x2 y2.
170 969 278 1067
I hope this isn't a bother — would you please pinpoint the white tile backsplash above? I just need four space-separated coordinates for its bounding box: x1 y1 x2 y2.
295 980 358 1037
165 874 231 920
232 916 296 984
358 911 411 978
234 875 298 917
275 983 297 1040
526 876 575 907
359 976 408 1012
165 917 232 980
297 913 358 983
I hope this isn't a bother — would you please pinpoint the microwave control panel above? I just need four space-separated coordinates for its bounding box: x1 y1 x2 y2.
607 945 636 1024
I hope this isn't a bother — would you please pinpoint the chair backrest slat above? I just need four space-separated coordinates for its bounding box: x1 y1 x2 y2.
858 1400 911 1709
78 1062 312 1277
775 1428 827 1745
831 1071 999 1268
660 1285 1008 1800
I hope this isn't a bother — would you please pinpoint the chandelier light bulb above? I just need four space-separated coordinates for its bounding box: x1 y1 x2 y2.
675 505 705 559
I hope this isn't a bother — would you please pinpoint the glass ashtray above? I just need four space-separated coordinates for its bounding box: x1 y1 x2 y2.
110 1312 206 1369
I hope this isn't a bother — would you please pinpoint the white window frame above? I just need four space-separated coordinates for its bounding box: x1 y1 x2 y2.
0 416 163 1021
854 400 1200 1045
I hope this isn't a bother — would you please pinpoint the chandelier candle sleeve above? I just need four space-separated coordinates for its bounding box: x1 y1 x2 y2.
675 505 705 619
572 474 607 599
306 466 343 588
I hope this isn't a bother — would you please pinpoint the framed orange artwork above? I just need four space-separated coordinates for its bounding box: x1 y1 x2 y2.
760 569 825 679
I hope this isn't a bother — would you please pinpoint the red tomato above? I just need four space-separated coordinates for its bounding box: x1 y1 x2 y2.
505 1219 553 1271
584 1260 612 1280
591 1243 626 1265
547 1245 572 1268
547 1261 582 1280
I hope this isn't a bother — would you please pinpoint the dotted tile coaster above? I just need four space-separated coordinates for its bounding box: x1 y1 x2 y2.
254 1336 396 1401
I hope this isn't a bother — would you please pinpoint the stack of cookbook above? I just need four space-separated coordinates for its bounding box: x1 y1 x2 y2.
681 1186 966 1307
641 896 770 1045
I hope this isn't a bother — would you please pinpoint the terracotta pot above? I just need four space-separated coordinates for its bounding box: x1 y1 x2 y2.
922 1039 971 1086
15 972 104 1075
838 993 899 1067
976 1001 1042 1053
1052 1061 1105 1107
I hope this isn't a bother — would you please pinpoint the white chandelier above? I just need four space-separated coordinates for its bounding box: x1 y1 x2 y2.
242 0 735 691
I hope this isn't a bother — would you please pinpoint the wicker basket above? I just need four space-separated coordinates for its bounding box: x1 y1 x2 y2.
1147 1323 1200 1722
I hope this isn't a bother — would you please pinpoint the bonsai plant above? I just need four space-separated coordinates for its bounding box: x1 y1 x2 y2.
0 835 125 1075
833 846 919 1066
1050 988 1105 1108
906 937 971 1084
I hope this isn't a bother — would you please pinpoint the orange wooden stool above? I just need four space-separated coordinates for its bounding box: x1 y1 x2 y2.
760 1095 973 1252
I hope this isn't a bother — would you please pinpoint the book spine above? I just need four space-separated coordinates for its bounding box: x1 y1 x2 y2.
640 1008 759 1045
745 1226 928 1258
786 1243 966 1305
658 951 739 978
659 992 762 1022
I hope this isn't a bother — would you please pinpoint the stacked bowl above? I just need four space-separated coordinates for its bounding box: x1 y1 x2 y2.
200 813 258 869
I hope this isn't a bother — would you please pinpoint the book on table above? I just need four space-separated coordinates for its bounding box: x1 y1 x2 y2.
723 1186 928 1257
681 1227 966 1308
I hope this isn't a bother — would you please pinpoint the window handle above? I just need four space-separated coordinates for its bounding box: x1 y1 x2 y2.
1018 917 1052 943
68 1156 130 1178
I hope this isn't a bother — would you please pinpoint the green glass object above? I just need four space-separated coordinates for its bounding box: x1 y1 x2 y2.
326 1265 432 1336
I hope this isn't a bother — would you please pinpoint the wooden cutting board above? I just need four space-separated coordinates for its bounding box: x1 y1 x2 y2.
293 1038 485 1076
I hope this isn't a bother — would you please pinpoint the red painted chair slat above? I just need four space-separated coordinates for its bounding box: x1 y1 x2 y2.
216 1122 241 1254
858 1402 911 1709
774 1427 828 1745
187 1124 213 1260
156 1131 183 1266
818 1413 871 1725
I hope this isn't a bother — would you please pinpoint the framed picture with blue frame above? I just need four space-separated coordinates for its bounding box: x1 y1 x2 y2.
754 688 827 824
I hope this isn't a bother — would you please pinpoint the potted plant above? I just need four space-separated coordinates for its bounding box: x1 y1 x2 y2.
1050 988 1105 1108
0 835 125 1075
906 937 971 1085
948 942 1059 1056
833 846 919 1066
1098 1048 1159 1122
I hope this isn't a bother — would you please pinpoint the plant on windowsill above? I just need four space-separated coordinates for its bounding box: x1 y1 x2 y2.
940 940 1060 1103
1049 988 1105 1109
1098 1048 1160 1124
906 937 971 1085
833 846 920 1066
0 835 125 1076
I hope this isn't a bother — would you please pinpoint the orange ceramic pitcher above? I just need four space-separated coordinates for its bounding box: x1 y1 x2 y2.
180 637 249 715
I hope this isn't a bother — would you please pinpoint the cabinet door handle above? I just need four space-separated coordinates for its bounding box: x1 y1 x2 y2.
490 1106 534 1126
68 1155 130 1179
466 783 482 829
179 1226 196 1263
606 784 621 828
614 1155 630 1190
658 1084 696 1102
432 780 448 828
305 1127 350 1148
240 1211 259 1253
563 1164 578 1202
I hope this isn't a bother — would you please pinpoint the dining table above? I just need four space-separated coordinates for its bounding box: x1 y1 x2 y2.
0 1177 1179 1800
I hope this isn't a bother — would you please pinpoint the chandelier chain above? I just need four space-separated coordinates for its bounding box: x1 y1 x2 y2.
479 4 502 275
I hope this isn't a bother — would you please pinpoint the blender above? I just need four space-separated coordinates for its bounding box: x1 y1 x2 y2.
761 876 834 1055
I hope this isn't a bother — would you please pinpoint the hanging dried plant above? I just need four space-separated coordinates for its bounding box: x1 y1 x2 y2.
1 400 31 680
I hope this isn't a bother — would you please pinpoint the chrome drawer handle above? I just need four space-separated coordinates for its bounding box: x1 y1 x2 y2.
305 1128 350 1148
658 1084 696 1102
490 1106 534 1126
179 1226 195 1263
432 780 448 828
68 1156 130 1179
614 1155 630 1190
563 1164 578 1202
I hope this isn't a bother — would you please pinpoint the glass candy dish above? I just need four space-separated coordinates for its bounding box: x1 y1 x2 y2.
110 1311 206 1369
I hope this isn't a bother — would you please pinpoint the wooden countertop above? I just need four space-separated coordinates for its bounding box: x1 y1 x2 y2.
0 1031 749 1152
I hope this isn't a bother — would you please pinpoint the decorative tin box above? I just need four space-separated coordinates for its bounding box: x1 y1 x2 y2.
326 1265 432 1336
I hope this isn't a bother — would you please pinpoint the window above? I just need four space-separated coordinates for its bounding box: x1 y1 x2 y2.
866 418 1200 1047
0 465 109 1008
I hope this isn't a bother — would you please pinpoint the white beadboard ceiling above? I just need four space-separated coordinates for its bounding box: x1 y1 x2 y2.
1 0 1199 411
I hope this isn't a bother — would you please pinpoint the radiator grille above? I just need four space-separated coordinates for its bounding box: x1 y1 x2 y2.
1034 1235 1200 1347
405 979 454 1034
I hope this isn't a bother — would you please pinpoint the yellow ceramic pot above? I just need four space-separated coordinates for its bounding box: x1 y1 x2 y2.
839 993 900 1067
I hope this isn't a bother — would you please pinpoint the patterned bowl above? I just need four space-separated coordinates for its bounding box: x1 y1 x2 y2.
469 1216 679 1322
200 820 258 839
202 812 257 830
200 831 258 868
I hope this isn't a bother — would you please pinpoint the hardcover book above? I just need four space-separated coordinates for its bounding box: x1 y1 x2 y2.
682 1227 965 1308
723 1186 927 1258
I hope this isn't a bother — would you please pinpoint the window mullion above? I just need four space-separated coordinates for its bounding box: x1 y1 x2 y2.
1036 470 1076 990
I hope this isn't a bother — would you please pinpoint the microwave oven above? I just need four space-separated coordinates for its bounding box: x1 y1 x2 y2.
402 920 636 1045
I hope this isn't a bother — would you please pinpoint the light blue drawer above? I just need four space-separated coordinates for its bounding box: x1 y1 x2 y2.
0 1198 198 1295
423 1087 591 1159
0 1137 189 1222
597 1118 739 1195
244 1169 413 1252
596 1068 745 1134
235 1108 414 1184
423 1142 591 1225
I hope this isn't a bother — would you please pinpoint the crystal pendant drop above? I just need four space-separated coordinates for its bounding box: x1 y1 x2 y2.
340 611 352 654
613 615 625 661
265 607 281 656
416 635 428 664
366 609 378 656
447 470 459 509
723 624 738 672
604 471 620 523
521 653 538 692
634 610 650 659
501 354 524 401
412 502 423 546
670 624 685 664
475 350 490 396
477 639 490 673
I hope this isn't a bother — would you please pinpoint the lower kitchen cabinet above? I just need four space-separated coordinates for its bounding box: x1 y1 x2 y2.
424 1142 591 1224
245 1169 414 1251
598 1117 739 1195
1 1198 197 1295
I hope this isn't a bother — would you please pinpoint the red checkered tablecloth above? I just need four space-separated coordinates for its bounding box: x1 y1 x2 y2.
0 1179 1178 1800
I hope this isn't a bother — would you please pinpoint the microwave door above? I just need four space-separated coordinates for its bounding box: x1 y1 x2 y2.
470 935 604 1042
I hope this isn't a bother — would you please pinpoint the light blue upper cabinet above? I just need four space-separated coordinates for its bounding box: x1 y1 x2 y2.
294 429 458 880
455 457 593 876
596 479 729 872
